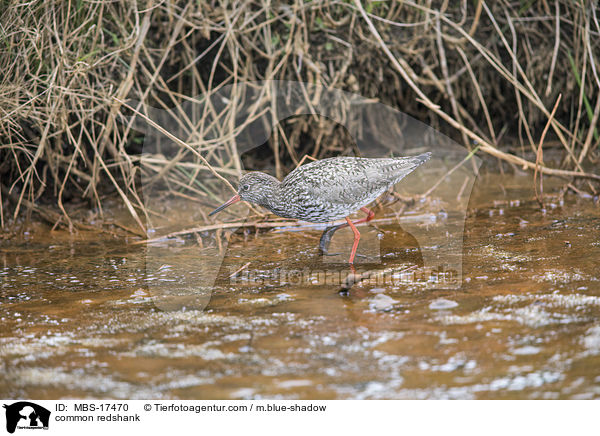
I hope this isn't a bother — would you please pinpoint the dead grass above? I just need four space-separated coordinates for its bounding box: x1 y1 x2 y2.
1 0 599 231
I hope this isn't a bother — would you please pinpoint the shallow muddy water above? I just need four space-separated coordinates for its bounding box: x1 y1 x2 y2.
1 173 599 399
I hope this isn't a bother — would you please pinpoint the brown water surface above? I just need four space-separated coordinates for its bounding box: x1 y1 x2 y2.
1 173 599 399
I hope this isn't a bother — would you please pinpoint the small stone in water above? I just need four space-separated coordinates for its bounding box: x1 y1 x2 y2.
429 298 459 310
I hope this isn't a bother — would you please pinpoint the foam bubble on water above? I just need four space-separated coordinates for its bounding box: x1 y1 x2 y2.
494 293 600 308
429 298 458 310
277 379 313 389
511 346 542 355
440 304 583 328
582 325 600 354
368 294 398 312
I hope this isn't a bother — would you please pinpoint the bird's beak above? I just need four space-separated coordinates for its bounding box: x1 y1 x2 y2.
209 194 241 216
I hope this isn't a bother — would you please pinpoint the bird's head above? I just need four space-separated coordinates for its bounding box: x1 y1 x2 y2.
209 172 280 216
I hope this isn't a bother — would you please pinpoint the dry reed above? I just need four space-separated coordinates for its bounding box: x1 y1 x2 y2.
1 0 599 232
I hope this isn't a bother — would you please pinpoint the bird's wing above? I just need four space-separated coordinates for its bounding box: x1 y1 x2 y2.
281 155 428 205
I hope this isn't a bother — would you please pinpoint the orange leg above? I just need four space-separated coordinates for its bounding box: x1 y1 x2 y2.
336 207 375 230
346 208 374 263
345 217 361 264
319 207 376 261
339 207 375 227
358 207 375 223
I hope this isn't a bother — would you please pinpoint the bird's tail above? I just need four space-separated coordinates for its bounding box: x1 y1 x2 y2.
403 151 432 172
388 152 431 184
414 151 432 165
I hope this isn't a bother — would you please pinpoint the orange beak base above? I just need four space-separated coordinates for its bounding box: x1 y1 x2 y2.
208 194 241 216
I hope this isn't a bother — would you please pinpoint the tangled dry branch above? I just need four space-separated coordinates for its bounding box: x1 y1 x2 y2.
1 0 598 230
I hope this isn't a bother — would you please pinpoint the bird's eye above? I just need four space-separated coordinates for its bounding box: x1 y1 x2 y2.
241 184 250 191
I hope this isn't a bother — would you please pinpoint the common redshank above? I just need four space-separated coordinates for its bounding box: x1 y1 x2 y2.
209 152 431 263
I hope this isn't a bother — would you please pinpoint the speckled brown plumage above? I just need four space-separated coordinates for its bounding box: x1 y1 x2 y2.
209 152 431 263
